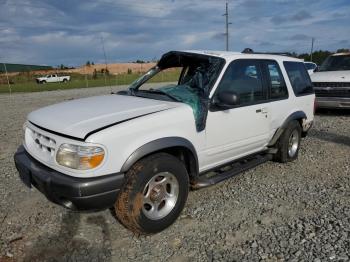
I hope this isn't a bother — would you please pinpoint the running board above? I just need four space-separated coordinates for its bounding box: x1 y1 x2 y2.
191 153 273 190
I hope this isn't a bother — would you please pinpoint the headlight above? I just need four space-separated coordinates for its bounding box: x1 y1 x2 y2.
56 144 105 170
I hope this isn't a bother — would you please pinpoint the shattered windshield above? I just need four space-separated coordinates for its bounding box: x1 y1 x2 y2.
129 67 160 90
124 51 225 131
319 55 350 71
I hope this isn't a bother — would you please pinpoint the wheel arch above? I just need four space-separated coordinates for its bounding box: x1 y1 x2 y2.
120 137 199 180
268 111 306 146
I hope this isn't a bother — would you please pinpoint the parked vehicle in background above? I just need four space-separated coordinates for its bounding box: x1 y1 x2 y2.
311 52 350 109
304 62 317 75
15 50 314 234
36 74 70 84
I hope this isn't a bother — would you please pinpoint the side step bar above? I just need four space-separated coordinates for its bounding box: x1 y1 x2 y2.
191 153 273 190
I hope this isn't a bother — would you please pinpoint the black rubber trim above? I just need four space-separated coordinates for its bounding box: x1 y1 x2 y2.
268 111 306 146
29 108 170 142
121 137 199 174
281 111 306 129
14 145 125 210
83 108 170 140
30 121 84 141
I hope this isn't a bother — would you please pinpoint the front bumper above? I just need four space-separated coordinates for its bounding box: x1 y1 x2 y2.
14 146 125 211
315 97 350 109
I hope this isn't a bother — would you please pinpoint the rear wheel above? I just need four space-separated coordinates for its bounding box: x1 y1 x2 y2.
41 80 46 84
115 153 189 234
63 79 68 83
274 120 302 163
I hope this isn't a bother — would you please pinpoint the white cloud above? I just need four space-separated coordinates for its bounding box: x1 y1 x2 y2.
0 0 349 65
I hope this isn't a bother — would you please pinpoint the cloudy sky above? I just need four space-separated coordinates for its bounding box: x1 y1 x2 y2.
0 0 349 66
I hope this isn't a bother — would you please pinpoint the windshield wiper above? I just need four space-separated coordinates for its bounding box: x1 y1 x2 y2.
137 89 180 102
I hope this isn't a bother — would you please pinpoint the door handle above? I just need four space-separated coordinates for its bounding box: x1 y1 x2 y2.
256 108 268 114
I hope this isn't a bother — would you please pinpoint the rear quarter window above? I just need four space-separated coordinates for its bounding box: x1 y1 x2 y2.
283 61 314 96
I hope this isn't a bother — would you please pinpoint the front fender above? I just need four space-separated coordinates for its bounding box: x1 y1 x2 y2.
120 137 198 174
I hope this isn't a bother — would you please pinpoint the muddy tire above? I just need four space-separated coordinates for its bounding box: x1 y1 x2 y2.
115 153 189 235
273 120 302 163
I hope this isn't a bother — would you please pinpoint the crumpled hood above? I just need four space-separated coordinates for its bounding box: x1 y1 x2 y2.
28 95 177 139
311 71 350 82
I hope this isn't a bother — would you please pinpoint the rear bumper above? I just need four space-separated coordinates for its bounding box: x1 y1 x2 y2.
315 97 350 109
14 146 125 211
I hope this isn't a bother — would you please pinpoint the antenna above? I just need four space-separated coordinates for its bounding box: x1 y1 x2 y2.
100 35 112 93
223 1 232 51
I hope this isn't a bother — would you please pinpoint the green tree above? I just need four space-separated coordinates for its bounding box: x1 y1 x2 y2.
310 50 333 65
336 48 350 53
86 61 91 67
297 50 333 65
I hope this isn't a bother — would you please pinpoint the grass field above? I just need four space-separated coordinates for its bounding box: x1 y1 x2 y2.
0 70 181 94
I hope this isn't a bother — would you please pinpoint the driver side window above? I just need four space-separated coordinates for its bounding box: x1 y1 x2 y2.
215 59 265 106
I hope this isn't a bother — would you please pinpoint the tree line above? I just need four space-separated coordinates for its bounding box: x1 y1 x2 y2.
294 48 349 65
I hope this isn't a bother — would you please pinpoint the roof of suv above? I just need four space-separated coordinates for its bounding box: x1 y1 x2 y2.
182 50 302 62
332 52 350 56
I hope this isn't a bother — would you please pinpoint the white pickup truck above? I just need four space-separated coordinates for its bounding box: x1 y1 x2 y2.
36 74 70 84
311 52 350 109
15 50 315 234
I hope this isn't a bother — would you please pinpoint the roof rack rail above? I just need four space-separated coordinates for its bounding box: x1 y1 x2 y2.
241 48 295 57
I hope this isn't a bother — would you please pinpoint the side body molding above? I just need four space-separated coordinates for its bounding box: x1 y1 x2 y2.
268 111 307 146
120 137 199 175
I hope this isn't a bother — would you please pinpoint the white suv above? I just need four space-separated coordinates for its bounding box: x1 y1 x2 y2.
14 50 315 234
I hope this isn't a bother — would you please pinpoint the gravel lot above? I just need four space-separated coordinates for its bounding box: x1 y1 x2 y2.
0 86 349 262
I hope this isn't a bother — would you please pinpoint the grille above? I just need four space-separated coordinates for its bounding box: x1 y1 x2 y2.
313 82 350 88
314 88 350 98
27 127 57 158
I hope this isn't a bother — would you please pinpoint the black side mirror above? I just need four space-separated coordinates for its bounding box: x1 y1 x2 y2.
214 91 240 109
313 67 319 72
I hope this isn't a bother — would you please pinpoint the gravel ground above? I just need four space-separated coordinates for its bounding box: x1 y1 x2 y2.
0 86 349 262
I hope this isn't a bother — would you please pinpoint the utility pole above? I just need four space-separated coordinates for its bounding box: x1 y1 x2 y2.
2 62 11 94
310 37 315 62
101 36 108 85
223 1 232 51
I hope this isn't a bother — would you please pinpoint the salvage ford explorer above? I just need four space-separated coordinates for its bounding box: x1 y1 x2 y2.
14 50 315 234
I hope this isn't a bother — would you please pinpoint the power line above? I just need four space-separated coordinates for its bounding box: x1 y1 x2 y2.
100 35 112 93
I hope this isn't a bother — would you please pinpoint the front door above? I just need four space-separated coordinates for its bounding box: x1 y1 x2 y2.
203 59 270 170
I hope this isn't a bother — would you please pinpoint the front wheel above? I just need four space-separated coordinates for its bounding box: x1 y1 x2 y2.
273 120 302 163
115 153 189 234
